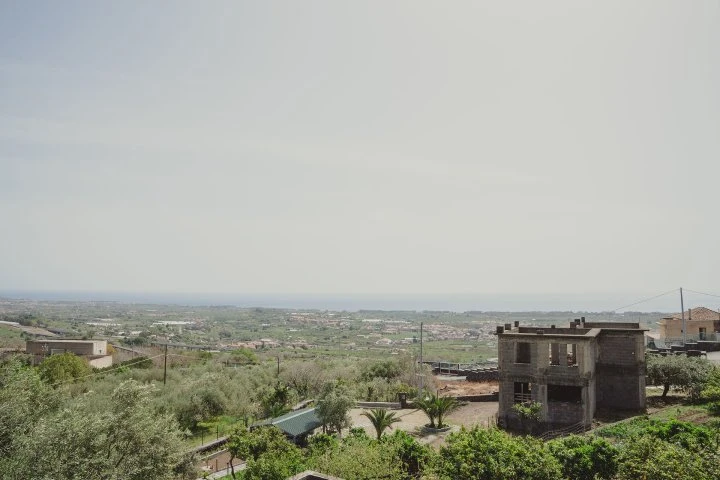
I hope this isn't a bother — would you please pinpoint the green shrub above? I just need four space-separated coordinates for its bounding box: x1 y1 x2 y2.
548 435 619 480
616 435 709 480
707 402 720 416
435 427 562 480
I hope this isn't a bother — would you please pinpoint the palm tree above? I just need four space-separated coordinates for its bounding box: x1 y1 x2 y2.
434 396 459 428
414 393 460 429
361 408 402 440
414 395 438 428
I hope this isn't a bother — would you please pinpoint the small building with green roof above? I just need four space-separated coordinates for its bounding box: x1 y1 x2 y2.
252 407 322 444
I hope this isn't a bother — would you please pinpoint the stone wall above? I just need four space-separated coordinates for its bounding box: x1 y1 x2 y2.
466 368 499 382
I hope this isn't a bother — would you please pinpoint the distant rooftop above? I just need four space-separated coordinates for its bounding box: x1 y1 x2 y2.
663 307 720 322
26 339 106 344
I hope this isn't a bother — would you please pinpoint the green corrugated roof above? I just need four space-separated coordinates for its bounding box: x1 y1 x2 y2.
255 407 322 438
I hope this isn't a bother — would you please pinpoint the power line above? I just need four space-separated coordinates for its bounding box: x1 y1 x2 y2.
608 288 679 312
684 288 720 300
50 353 165 388
167 353 208 360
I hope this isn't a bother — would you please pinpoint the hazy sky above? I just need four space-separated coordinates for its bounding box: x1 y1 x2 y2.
1 1 719 301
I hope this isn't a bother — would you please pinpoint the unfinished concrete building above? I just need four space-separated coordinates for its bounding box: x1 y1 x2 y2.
497 318 646 432
26 339 113 368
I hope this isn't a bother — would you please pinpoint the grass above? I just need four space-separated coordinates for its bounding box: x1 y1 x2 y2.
412 340 497 364
645 391 720 425
184 415 243 448
594 389 720 441
0 325 25 348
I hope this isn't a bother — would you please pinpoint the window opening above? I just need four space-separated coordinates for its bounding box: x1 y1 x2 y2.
549 343 563 366
568 344 578 366
547 385 582 403
516 342 531 364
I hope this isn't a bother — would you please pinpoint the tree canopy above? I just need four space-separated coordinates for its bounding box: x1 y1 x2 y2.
646 354 713 399
227 426 305 480
0 359 195 480
316 383 354 434
547 435 619 480
436 426 563 480
37 352 91 385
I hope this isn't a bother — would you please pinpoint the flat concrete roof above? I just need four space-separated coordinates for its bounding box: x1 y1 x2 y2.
27 339 106 344
498 322 647 339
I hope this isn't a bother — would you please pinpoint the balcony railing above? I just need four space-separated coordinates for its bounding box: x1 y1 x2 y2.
514 393 532 403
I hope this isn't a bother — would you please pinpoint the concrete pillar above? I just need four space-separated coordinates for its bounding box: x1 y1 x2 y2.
558 343 567 365
550 343 560 365
536 342 549 369
582 386 590 424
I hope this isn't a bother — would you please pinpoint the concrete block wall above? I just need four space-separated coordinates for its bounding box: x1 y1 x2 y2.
499 334 595 428
595 373 645 409
596 333 642 366
498 321 646 431
546 401 585 426
595 331 645 410
26 340 107 356
88 355 113 368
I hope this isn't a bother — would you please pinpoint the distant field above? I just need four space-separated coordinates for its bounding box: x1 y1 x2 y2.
0 325 24 348
417 340 497 363
0 298 665 365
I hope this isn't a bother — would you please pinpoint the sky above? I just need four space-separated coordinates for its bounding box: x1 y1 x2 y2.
1 1 719 309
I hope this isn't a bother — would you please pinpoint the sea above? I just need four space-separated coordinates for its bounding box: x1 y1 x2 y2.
0 290 692 313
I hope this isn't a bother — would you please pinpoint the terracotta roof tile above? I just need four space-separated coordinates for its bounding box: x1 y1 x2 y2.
667 307 720 322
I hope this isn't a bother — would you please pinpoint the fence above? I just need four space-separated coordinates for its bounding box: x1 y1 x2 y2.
536 422 589 441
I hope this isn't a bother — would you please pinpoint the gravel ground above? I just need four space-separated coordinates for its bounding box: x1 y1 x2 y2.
348 400 498 447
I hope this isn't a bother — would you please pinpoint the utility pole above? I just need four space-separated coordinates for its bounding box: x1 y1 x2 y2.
680 287 686 346
163 344 168 385
277 356 280 377
419 322 424 393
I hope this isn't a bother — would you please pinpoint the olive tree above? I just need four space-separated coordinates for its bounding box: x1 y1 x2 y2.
0 359 60 469
227 426 305 480
646 354 713 400
316 383 354 434
9 380 195 480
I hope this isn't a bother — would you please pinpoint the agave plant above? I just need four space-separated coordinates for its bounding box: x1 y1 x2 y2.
361 408 401 440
